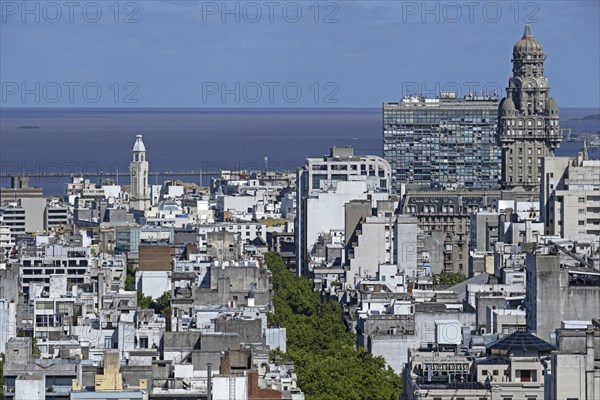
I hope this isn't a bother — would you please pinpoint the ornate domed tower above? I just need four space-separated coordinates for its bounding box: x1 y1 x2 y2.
499 25 562 191
129 135 150 211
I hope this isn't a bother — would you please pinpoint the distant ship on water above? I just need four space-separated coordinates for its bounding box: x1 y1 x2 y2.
17 125 40 129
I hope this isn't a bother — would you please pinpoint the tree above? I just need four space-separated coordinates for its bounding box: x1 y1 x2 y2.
436 272 467 286
125 265 136 291
137 291 153 309
137 291 170 315
265 253 403 400
155 291 171 315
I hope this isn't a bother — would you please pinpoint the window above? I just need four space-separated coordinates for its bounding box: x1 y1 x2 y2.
35 315 54 327
519 369 532 382
57 303 70 313
36 302 54 310
311 174 326 189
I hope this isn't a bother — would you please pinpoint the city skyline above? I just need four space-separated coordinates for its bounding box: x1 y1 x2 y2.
1 1 599 108
1 4 600 399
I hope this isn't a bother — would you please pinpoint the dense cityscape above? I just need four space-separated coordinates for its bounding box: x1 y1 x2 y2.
1 9 600 400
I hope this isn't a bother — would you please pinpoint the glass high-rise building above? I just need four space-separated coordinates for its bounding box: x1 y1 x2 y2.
383 93 502 193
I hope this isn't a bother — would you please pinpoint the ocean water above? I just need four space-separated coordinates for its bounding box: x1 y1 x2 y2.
0 107 598 195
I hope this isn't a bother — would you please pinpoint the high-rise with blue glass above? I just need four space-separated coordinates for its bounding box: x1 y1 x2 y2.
383 93 502 193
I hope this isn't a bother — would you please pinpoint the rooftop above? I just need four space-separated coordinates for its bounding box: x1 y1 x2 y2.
486 331 556 353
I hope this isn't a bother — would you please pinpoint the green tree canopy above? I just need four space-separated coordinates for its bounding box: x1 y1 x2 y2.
137 291 170 315
265 253 403 400
155 291 171 315
436 272 467 286
137 291 154 310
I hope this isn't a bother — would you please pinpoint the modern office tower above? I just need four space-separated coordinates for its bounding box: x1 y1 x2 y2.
295 147 392 276
383 93 501 193
129 135 151 211
498 25 562 191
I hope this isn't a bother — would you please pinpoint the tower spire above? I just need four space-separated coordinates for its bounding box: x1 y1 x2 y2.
499 26 562 191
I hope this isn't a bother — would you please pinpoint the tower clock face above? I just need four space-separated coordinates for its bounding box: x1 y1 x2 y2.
131 170 137 177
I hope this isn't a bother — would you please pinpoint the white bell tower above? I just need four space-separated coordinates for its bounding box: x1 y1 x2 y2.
129 135 150 211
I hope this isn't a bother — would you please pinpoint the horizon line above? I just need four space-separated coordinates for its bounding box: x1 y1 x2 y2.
1 106 599 111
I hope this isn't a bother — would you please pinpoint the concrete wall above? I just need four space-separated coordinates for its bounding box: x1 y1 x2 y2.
370 336 420 373
213 375 248 400
306 180 370 253
527 254 600 342
395 216 418 277
200 332 242 352
265 328 286 353
0 300 17 353
344 200 371 247
348 220 388 279
546 353 587 400
15 375 45 400
136 271 170 299
214 318 262 344
20 198 46 233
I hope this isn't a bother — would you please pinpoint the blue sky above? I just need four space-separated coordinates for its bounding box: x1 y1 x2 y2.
1 0 598 107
